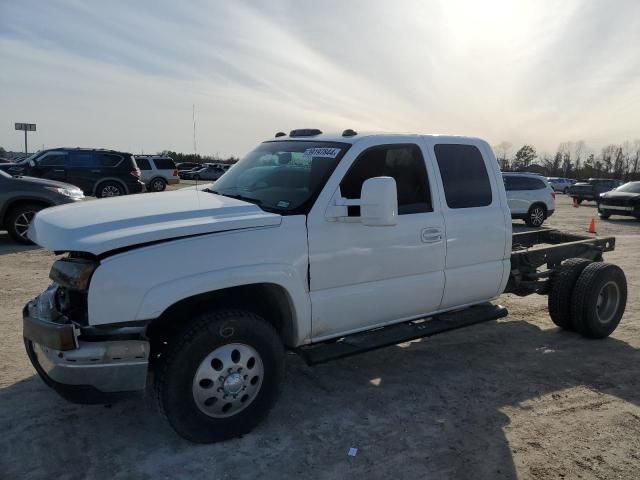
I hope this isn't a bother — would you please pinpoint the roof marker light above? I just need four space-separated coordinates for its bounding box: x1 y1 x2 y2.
289 129 322 137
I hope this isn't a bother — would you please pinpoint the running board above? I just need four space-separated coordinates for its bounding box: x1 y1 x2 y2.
296 303 508 366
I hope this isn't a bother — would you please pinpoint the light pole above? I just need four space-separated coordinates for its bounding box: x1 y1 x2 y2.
15 123 36 154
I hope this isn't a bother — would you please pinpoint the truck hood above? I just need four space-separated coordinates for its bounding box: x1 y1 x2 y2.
29 189 281 255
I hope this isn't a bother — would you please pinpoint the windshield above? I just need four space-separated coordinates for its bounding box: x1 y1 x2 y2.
210 140 350 214
16 152 41 164
615 182 640 193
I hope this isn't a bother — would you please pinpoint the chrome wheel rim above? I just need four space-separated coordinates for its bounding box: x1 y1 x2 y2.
596 281 620 324
102 185 121 197
14 211 36 238
530 207 545 226
192 343 264 418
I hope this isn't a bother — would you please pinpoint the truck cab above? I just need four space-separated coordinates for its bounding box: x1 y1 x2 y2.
21 131 626 443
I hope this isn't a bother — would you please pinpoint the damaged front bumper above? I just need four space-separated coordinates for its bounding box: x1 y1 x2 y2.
23 285 150 404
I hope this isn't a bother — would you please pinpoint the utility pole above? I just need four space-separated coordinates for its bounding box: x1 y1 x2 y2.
192 104 197 154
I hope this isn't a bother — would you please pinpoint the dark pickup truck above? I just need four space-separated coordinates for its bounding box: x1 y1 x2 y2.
568 178 622 204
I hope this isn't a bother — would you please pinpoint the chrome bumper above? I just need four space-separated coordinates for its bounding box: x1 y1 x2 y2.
23 287 150 401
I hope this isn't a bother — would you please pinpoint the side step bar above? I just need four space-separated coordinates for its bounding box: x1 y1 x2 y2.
296 303 508 366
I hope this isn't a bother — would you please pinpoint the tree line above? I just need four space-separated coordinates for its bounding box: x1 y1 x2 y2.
493 141 640 181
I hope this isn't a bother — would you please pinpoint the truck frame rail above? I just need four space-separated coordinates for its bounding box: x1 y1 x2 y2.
506 229 615 296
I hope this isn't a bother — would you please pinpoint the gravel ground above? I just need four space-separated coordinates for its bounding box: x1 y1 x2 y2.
0 193 639 480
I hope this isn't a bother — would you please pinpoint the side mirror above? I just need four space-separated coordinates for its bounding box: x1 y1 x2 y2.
29 160 36 167
360 176 397 226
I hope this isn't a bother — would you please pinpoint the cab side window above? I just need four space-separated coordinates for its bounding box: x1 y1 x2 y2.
340 144 432 215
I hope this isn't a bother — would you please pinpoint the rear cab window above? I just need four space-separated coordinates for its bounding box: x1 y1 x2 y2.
434 144 492 208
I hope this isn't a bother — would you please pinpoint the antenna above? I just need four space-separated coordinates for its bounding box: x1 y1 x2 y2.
192 104 197 154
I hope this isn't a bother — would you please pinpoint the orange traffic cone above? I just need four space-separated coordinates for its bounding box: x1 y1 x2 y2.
573 198 579 208
588 218 597 234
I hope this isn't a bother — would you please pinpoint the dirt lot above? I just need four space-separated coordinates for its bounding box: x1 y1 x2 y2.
1 194 639 479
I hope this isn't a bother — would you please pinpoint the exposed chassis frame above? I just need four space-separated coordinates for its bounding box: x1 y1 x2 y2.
506 229 615 296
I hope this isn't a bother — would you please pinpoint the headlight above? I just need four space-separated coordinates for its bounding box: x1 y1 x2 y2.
45 186 84 199
49 258 98 291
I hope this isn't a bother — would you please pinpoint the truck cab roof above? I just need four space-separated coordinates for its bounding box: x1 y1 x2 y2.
266 131 488 147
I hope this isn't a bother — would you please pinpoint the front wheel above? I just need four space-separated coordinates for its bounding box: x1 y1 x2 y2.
6 203 45 244
525 205 546 227
154 309 285 443
149 178 167 192
563 187 569 194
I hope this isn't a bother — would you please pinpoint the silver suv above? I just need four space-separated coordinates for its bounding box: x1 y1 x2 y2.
134 156 180 192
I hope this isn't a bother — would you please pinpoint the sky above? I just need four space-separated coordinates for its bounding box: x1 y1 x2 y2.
1 0 639 158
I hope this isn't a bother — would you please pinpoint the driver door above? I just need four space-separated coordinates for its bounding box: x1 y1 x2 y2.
306 141 446 341
33 151 68 183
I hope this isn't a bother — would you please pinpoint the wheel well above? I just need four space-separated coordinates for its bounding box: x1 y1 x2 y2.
94 178 128 195
149 176 166 184
145 283 297 353
0 198 52 226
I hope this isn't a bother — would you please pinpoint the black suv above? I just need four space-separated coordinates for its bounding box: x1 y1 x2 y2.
0 148 145 197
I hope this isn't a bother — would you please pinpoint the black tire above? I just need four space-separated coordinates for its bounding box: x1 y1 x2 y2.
525 204 547 227
148 178 167 192
96 181 125 198
5 203 45 244
154 309 285 443
571 263 627 339
548 258 592 330
563 187 569 194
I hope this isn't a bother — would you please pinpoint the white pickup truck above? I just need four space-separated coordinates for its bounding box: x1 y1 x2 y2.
22 130 628 443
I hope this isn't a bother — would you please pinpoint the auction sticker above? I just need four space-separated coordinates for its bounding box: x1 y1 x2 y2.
303 147 342 158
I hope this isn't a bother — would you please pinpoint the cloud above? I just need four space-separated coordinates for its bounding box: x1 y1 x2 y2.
1 0 639 156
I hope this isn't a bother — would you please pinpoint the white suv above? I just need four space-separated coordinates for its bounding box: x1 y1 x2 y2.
134 156 180 192
503 173 555 227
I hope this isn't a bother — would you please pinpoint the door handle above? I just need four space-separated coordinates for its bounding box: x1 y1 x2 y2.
91 169 101 173
421 227 443 243
53 169 65 173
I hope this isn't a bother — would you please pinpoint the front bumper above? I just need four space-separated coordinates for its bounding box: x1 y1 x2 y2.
23 290 150 403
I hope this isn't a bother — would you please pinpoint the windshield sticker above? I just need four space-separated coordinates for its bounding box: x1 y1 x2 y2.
277 200 291 208
303 147 341 158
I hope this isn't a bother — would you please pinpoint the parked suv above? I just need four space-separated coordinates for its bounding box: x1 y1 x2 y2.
0 169 84 243
134 155 180 192
503 173 555 227
0 148 144 198
546 177 573 194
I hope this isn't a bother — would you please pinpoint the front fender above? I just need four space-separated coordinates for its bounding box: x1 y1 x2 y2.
136 264 310 342
87 216 311 342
